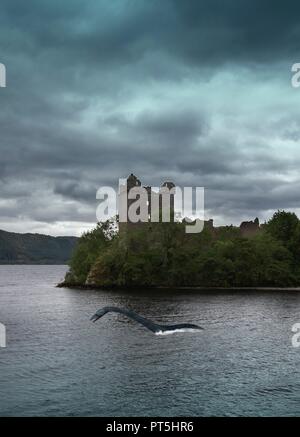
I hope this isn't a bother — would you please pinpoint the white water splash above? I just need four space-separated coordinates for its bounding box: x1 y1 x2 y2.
155 328 200 336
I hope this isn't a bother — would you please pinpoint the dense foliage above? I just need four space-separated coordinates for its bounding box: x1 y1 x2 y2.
64 211 300 288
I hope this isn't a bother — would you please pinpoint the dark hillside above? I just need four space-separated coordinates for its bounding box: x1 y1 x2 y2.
0 229 78 264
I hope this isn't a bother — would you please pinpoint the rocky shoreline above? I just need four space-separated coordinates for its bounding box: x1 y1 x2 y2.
57 281 300 292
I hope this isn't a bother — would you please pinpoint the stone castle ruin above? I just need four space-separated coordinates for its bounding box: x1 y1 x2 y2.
118 173 176 233
118 173 261 236
239 217 260 237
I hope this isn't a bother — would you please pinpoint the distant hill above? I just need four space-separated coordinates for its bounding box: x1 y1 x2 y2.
0 229 78 264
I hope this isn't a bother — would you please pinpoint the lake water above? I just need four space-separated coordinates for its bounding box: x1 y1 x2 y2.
0 265 299 417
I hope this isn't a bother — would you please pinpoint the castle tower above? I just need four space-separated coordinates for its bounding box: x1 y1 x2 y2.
160 181 176 222
118 174 176 233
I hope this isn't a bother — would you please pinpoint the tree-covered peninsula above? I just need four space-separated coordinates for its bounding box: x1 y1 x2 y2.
61 211 300 288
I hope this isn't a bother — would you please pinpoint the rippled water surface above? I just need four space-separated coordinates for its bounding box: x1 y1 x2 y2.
0 265 300 416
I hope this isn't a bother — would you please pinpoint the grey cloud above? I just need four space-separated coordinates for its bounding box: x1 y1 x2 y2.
1 0 300 233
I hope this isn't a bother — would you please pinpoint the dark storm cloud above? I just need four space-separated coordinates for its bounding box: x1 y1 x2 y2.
1 0 300 234
2 0 300 67
170 0 300 65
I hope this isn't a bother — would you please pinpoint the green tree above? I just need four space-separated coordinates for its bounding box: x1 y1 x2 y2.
68 221 112 284
266 210 299 244
64 211 300 288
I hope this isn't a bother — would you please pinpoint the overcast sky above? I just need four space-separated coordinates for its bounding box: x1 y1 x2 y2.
1 0 300 236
